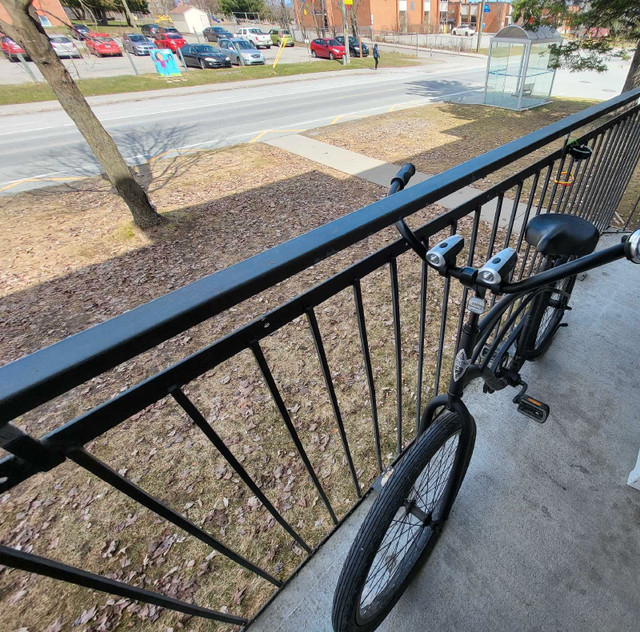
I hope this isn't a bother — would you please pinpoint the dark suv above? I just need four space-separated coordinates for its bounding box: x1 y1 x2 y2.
203 26 233 42
140 23 160 38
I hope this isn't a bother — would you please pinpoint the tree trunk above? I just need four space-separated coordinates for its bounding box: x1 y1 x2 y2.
0 1 164 228
622 38 640 94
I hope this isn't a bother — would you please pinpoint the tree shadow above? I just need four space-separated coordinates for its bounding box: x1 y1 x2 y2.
20 122 217 198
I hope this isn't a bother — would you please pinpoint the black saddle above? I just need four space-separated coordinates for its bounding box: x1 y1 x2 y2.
525 213 599 257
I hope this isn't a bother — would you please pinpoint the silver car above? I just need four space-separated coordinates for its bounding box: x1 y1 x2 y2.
217 38 265 66
122 33 155 56
48 35 81 58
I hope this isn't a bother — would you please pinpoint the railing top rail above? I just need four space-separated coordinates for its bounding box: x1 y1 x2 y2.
1 87 639 424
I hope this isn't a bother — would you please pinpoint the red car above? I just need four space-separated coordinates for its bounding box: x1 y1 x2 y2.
310 38 345 60
85 33 122 57
154 32 186 53
1 35 30 62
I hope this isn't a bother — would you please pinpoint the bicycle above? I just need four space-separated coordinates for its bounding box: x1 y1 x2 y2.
332 164 640 632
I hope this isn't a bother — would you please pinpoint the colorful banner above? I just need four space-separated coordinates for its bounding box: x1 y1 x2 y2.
151 49 181 77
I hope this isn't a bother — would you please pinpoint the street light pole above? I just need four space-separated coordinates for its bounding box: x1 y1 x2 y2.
341 0 350 65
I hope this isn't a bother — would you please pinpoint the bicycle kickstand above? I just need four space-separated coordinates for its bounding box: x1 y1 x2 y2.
513 380 550 424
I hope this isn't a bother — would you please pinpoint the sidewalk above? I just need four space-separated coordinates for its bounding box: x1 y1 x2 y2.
248 232 640 631
264 134 531 230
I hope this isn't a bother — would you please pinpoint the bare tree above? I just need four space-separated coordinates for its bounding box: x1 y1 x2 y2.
0 0 164 228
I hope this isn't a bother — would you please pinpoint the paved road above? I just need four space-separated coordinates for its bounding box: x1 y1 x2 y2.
0 56 630 195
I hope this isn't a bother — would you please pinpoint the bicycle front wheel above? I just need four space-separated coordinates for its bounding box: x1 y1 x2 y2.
332 412 473 632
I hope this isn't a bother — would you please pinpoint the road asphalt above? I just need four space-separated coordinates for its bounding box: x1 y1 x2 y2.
0 55 631 195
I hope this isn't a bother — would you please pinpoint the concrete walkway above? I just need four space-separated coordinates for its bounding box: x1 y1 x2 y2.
265 134 532 231
248 233 640 632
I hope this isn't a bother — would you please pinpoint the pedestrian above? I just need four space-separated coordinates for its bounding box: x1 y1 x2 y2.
373 44 379 70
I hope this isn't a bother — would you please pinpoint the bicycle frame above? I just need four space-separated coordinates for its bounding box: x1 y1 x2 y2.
416 240 628 437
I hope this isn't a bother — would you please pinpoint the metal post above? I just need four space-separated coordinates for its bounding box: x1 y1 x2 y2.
476 6 484 53
341 0 350 65
17 54 38 83
416 31 419 57
176 46 187 70
124 48 139 75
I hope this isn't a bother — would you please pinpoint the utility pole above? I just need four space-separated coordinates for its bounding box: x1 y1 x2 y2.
476 3 486 53
341 0 350 65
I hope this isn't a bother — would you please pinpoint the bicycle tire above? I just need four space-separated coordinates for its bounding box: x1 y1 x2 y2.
332 412 473 632
521 257 575 360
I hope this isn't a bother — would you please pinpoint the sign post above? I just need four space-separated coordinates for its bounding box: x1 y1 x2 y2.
342 0 351 65
476 2 490 53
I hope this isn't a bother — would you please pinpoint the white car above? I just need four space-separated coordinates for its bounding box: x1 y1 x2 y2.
48 35 82 58
236 27 271 49
452 24 476 36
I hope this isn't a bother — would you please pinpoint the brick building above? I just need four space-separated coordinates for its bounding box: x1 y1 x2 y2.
293 0 513 34
0 0 68 28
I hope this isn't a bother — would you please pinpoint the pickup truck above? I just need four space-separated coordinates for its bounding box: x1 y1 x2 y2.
236 27 272 49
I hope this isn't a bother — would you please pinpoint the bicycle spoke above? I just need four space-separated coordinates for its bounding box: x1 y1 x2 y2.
359 432 460 611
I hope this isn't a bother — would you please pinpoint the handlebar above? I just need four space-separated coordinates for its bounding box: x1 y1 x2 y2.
389 163 416 194
389 164 429 261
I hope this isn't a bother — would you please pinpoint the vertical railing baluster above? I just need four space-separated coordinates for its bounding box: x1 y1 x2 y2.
455 208 481 353
563 136 597 216
623 192 640 231
171 387 312 552
352 280 383 473
66 448 282 586
503 183 523 249
545 133 572 213
587 117 633 227
434 224 455 396
415 243 429 436
514 170 541 255
568 130 607 217
252 343 339 525
306 308 361 499
554 154 575 213
0 546 248 625
485 193 505 259
595 111 640 230
389 259 403 455
580 124 620 221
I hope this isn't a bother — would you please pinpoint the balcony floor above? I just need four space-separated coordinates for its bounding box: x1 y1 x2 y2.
248 234 640 632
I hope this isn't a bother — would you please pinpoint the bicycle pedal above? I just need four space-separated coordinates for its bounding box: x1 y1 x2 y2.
517 395 549 423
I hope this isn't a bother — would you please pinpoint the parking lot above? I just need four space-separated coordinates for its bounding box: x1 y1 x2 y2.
1 33 321 85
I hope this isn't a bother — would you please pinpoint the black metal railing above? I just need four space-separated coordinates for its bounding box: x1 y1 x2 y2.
1 88 639 629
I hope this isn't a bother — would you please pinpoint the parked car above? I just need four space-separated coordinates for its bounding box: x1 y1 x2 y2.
157 27 182 37
48 35 82 58
1 35 30 61
310 38 345 60
85 34 122 57
452 23 475 36
334 35 368 57
181 44 232 69
236 27 271 49
122 33 155 56
203 26 233 42
154 32 187 53
68 24 91 40
269 27 294 47
140 23 161 38
217 38 265 65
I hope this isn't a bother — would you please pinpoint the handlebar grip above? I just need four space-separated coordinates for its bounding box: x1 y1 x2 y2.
390 163 416 190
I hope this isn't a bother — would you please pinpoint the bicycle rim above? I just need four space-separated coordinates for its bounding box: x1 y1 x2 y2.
356 431 461 624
